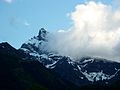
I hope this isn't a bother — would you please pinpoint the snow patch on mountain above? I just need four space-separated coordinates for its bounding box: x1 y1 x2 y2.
83 59 94 63
29 52 40 57
46 60 59 69
82 70 110 82
81 69 120 82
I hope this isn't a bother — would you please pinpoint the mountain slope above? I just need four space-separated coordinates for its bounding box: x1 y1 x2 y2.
0 42 78 90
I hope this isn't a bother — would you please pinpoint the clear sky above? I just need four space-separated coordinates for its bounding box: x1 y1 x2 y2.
0 0 113 48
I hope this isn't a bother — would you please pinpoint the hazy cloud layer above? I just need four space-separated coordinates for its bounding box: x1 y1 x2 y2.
48 1 120 62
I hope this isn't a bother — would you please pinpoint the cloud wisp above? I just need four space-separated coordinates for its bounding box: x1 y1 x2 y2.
3 0 14 3
9 17 30 27
48 1 120 62
24 21 30 27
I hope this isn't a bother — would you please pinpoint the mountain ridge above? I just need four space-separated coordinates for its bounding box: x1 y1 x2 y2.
20 28 120 87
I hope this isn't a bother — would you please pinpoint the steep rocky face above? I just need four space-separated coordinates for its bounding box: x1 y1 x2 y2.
37 28 48 41
20 28 120 87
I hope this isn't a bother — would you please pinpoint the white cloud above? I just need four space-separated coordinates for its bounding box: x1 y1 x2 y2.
24 21 30 27
3 0 13 3
48 1 120 62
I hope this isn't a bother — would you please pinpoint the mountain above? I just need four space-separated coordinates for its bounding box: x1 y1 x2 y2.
0 28 120 90
20 28 120 89
0 42 78 90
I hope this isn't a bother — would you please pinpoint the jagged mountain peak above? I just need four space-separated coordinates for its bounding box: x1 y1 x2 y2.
37 28 48 40
20 28 49 56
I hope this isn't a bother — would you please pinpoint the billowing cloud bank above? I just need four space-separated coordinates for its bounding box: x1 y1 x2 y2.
48 1 120 62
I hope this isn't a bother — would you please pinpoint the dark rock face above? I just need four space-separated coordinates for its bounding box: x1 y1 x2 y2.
38 28 48 41
0 42 17 55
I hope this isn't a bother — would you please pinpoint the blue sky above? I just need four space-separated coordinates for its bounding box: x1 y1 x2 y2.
0 0 113 48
